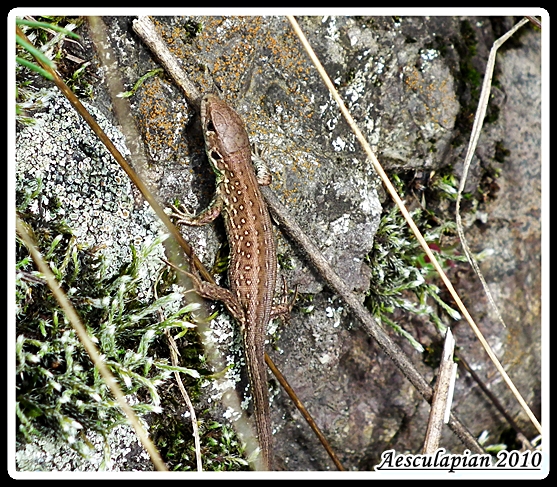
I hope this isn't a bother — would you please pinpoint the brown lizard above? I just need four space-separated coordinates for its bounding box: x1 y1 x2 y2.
172 93 290 470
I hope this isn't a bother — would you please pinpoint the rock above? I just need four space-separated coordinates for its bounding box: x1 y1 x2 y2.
15 15 541 471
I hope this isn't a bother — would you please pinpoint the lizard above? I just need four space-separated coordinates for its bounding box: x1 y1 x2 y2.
172 93 291 470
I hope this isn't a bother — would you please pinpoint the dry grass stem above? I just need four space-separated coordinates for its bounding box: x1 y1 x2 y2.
16 216 168 472
165 329 203 471
455 17 529 332
287 14 541 436
423 329 457 454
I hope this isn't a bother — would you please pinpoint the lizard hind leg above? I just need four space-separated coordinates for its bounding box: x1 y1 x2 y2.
163 251 246 324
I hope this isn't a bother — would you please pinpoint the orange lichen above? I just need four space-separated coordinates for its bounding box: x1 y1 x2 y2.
136 16 326 206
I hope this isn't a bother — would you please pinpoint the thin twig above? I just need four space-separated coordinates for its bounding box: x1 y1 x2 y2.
526 16 542 29
132 16 202 108
265 355 345 470
151 264 203 471
423 329 457 454
16 216 168 472
133 15 483 454
455 17 529 331
457 353 534 450
165 329 203 471
260 187 483 453
287 15 541 436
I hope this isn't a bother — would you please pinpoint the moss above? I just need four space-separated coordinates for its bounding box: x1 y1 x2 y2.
341 66 357 88
16 189 247 469
15 182 198 463
152 416 248 471
365 155 498 353
484 103 500 124
365 194 464 352
444 18 509 151
16 16 94 98
450 20 481 145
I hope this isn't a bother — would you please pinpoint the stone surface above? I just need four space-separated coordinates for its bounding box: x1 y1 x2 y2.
15 15 542 471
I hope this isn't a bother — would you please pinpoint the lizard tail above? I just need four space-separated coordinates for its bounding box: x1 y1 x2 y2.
245 346 273 470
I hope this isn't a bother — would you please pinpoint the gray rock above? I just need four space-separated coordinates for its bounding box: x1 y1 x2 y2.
15 15 541 471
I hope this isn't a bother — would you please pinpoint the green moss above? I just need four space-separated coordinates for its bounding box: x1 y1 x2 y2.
457 19 481 89
152 416 248 471
15 179 250 470
342 66 357 87
485 103 500 125
365 176 466 352
15 182 199 462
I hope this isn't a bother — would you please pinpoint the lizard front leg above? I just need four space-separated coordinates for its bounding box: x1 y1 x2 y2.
168 190 246 323
170 190 224 227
